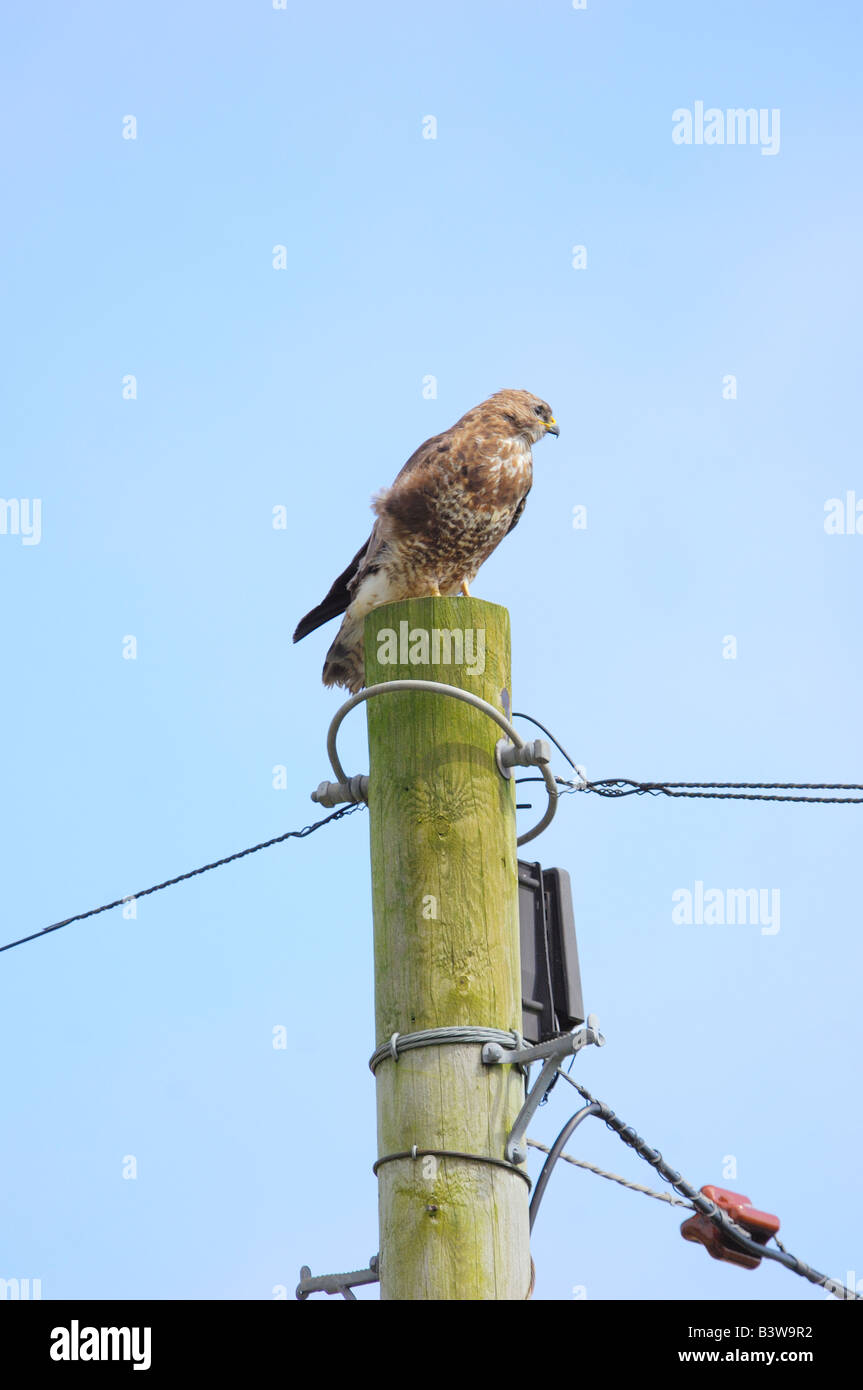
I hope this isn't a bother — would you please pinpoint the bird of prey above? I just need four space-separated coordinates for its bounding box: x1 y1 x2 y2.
293 388 559 692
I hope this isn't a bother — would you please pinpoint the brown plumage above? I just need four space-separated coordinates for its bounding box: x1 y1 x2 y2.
293 388 559 691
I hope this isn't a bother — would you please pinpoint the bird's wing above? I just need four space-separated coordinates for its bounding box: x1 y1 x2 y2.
505 487 531 536
372 428 459 535
388 428 451 484
294 425 460 643
292 536 371 643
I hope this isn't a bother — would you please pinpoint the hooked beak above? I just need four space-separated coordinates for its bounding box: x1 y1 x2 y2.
545 417 560 437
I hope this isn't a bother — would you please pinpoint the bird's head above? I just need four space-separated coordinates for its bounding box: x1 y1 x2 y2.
486 388 559 444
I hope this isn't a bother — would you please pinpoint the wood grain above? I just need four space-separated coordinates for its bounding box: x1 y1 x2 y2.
365 597 530 1300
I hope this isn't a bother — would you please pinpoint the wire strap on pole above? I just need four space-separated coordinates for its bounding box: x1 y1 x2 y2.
368 1025 524 1073
373 1148 532 1188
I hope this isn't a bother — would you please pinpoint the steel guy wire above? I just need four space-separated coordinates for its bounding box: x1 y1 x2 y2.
569 779 863 804
530 1072 861 1301
516 773 863 802
525 1138 695 1210
510 711 863 803
0 802 365 956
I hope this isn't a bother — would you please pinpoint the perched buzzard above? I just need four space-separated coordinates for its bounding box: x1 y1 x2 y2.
293 388 559 692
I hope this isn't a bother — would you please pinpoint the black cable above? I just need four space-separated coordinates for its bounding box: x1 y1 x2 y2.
580 779 863 804
530 1075 861 1300
529 1102 602 1230
0 802 365 956
515 775 863 805
511 711 578 770
512 710 863 803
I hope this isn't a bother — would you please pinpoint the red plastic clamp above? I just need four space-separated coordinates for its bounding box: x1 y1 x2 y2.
680 1185 780 1270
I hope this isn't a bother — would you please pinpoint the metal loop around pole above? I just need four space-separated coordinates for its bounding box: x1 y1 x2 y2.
325 679 558 847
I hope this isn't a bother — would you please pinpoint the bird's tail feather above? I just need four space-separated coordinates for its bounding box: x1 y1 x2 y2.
322 612 365 693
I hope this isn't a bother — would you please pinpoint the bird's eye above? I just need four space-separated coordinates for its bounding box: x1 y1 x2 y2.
534 406 544 417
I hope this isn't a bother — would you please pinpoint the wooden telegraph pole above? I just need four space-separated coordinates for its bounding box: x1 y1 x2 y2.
364 596 531 1300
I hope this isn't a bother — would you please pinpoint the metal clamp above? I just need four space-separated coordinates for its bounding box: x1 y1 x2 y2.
483 1016 606 1165
311 774 369 808
495 738 551 779
316 679 559 846
296 1255 380 1300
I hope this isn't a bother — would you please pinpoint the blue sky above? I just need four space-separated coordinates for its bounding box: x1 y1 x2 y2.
1 0 860 1301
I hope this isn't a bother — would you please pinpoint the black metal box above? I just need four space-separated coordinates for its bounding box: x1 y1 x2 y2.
518 861 584 1044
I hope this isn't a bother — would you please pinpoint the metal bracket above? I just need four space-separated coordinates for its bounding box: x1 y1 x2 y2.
296 1255 379 1300
311 774 369 808
495 737 551 780
320 679 559 846
483 1015 606 1165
